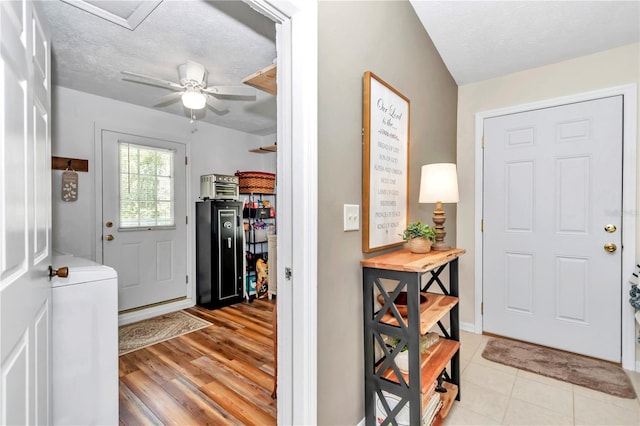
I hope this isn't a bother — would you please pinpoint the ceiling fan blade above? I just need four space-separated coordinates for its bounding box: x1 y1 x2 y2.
205 96 229 113
203 85 256 97
121 71 184 91
154 92 183 107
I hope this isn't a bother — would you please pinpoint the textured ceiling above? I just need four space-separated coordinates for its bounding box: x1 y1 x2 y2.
41 0 640 133
41 0 277 135
410 0 640 85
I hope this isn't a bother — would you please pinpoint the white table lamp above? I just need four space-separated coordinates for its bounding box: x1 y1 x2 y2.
419 163 459 251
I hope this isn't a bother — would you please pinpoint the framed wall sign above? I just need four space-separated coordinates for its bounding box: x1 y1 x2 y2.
362 71 410 253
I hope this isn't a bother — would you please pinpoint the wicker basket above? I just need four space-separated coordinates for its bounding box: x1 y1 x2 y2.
407 237 432 254
235 171 276 194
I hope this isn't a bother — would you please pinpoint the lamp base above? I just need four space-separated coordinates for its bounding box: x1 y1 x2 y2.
431 242 451 251
432 201 451 251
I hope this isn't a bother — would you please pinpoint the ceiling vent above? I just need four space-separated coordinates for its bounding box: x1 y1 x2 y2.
61 0 162 30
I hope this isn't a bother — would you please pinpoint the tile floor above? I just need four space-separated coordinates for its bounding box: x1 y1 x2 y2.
442 332 640 425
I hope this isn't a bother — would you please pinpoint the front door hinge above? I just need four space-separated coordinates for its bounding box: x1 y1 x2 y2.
481 219 484 232
285 267 292 280
186 275 189 284
185 156 188 166
186 215 188 225
481 302 484 315
482 135 485 149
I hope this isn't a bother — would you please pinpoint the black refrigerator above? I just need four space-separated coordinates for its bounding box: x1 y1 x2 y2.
195 200 244 309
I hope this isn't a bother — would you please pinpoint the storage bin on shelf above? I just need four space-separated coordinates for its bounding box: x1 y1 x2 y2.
240 188 276 301
235 170 276 194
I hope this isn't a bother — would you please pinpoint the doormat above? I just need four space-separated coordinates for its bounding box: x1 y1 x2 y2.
119 310 212 356
482 338 637 399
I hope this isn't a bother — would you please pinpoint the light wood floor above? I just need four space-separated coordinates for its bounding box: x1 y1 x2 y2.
118 298 277 425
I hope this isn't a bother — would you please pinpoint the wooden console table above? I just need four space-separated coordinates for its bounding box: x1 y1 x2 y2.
361 248 465 425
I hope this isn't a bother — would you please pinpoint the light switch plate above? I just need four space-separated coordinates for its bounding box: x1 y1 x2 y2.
344 204 360 231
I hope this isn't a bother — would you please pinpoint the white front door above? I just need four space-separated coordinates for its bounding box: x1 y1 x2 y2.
0 1 52 423
101 130 187 311
483 96 623 362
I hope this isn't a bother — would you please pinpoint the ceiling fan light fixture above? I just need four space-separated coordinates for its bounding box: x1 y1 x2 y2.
181 88 206 110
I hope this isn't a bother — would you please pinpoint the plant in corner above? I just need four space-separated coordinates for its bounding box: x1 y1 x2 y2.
401 221 436 254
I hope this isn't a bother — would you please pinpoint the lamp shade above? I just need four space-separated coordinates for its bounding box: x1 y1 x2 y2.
181 88 207 110
419 163 459 203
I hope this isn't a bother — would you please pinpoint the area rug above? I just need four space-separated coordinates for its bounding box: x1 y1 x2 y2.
119 310 212 356
482 338 636 399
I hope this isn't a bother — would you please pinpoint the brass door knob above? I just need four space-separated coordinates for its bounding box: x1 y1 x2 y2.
49 265 69 279
604 243 617 253
604 224 617 233
105 234 115 241
106 221 113 228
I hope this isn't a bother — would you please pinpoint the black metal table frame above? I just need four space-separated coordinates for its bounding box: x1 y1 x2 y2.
363 258 460 426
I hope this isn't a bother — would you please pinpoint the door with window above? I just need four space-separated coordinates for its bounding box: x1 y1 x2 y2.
483 96 623 362
101 130 187 311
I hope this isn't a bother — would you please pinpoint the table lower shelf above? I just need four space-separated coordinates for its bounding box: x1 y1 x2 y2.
376 381 458 426
437 381 458 419
377 338 460 394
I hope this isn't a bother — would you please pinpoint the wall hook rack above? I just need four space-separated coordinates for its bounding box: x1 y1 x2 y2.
52 156 88 172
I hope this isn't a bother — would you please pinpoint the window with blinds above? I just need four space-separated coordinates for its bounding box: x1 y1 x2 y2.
119 142 175 228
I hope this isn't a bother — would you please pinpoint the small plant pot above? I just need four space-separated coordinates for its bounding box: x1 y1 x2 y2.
395 350 409 373
407 237 432 253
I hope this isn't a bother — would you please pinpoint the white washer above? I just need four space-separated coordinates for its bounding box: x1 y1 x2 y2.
51 255 118 425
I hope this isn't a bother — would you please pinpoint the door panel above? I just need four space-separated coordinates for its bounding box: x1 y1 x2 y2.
504 252 533 313
101 130 187 311
2 64 28 275
1 1 52 424
556 256 588 323
505 161 533 231
483 96 623 362
219 208 240 300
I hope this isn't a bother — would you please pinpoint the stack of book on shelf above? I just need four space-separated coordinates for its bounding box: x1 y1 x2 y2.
423 390 442 426
375 380 442 426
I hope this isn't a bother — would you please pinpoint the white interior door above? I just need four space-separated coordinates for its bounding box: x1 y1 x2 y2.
101 130 187 312
0 1 52 423
483 96 623 362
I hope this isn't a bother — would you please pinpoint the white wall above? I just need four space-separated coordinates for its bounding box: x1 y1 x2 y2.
456 43 640 360
51 85 274 265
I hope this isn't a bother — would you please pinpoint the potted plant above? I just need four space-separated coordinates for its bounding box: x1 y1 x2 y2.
393 343 410 373
401 221 436 253
387 333 440 373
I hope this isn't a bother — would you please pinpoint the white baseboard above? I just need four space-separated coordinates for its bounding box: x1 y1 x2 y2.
460 321 478 334
118 298 195 326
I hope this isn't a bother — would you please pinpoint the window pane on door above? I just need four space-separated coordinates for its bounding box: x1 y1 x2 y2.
119 142 175 228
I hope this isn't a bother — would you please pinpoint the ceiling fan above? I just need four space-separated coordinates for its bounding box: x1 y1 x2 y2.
121 60 256 114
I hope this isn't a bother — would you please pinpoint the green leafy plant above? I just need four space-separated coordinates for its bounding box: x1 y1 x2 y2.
400 221 436 243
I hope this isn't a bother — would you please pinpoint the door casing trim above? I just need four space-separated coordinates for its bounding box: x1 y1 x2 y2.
474 84 638 370
244 1 319 424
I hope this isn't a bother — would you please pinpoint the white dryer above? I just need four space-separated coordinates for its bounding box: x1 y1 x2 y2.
51 255 118 425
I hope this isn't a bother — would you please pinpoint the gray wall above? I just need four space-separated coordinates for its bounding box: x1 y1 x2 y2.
317 1 458 424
